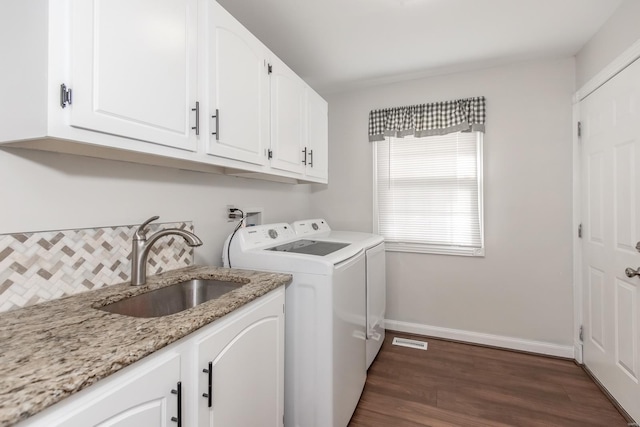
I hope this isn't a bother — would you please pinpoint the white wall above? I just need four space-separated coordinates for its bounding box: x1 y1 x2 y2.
0 149 311 265
575 0 640 88
311 58 575 348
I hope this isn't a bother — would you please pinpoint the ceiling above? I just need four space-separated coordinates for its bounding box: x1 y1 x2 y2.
216 0 623 94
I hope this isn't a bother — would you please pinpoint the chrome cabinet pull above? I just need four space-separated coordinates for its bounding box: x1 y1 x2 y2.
302 147 307 165
192 102 200 136
308 149 313 167
211 109 219 140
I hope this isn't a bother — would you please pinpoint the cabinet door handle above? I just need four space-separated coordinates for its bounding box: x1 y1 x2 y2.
171 381 182 427
192 102 200 136
308 149 313 167
211 109 219 140
202 362 213 408
302 147 307 165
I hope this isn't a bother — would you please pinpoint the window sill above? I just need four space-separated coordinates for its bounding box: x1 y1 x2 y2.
384 242 485 257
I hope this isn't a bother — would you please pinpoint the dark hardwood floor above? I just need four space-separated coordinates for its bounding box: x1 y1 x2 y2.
349 332 628 427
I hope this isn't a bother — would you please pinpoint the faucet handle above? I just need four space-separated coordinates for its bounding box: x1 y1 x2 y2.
135 216 160 240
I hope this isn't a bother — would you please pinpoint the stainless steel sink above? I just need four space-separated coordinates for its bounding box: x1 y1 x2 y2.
97 279 245 318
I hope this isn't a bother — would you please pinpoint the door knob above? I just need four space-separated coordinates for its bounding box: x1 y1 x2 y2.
625 267 640 278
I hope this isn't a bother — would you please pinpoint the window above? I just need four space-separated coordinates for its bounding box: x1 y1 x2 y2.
373 132 484 256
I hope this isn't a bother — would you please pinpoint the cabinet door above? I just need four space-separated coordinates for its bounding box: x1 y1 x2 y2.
270 57 307 175
47 353 181 427
205 1 270 165
69 0 198 151
197 289 285 427
305 88 328 182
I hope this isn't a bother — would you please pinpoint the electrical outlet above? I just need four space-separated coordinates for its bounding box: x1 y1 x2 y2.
226 205 236 222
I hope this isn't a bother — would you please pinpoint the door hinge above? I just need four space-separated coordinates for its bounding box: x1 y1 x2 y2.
268 63 273 74
267 149 273 159
578 223 583 238
579 325 584 341
577 121 582 138
60 83 72 108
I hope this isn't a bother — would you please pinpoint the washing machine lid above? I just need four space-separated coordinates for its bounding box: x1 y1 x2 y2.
267 239 349 256
292 219 385 249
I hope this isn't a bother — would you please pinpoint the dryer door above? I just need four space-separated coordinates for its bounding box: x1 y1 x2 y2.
366 242 386 369
332 250 366 427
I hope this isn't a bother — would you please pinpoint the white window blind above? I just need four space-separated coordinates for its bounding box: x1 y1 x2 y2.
374 132 484 256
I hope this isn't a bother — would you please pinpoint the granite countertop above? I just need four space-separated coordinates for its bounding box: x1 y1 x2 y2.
0 265 291 427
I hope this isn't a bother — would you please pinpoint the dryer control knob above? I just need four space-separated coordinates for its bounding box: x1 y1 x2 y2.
268 229 278 239
312 223 319 230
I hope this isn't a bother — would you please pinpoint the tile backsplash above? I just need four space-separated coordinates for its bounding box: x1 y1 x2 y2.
0 221 195 313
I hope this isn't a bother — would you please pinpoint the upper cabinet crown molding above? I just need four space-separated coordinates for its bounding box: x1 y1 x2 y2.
0 0 328 184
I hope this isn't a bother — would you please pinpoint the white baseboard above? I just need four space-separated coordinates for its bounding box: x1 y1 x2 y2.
385 319 575 359
574 340 583 364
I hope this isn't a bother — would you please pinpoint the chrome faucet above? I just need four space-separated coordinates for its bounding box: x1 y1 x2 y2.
131 216 203 286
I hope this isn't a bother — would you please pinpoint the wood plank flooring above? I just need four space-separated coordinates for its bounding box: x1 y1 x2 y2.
349 332 628 427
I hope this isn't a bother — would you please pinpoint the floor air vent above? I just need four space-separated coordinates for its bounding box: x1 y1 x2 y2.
392 337 428 350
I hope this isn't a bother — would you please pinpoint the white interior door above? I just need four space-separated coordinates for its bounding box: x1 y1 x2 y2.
580 57 640 422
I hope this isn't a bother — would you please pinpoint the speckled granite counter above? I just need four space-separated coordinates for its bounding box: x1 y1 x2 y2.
0 265 291 427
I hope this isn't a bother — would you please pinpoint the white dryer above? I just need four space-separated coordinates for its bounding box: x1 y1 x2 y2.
223 223 366 427
292 219 386 369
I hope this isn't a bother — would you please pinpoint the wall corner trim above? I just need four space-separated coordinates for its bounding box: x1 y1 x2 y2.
574 37 640 103
384 319 575 359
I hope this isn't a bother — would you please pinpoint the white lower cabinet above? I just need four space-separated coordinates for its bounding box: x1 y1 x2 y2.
18 288 285 427
18 352 183 427
195 288 285 426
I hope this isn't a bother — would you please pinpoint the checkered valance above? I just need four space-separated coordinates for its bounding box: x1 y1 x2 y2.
368 96 486 142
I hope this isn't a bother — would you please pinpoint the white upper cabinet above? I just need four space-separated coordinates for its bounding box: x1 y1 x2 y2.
0 0 328 183
305 88 329 181
269 56 308 175
270 61 329 182
203 1 270 165
70 0 198 151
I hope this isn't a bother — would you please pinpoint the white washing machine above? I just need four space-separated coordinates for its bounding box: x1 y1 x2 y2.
223 223 366 427
292 219 386 369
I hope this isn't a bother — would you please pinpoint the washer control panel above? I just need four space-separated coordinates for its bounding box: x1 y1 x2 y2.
238 223 295 250
291 218 331 236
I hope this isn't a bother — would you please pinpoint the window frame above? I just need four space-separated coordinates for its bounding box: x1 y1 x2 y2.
372 132 485 257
